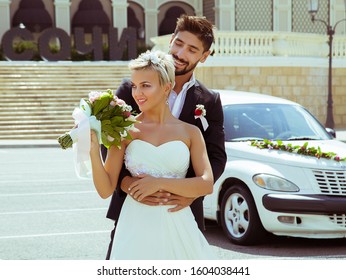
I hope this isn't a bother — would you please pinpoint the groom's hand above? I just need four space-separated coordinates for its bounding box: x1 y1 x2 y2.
165 195 195 212
140 190 171 206
137 191 194 210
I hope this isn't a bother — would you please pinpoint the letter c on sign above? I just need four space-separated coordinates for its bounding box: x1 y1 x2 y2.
38 28 71 61
1 27 34 60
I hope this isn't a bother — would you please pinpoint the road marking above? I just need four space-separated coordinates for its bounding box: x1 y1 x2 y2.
0 207 108 215
0 191 96 197
0 179 90 184
0 230 110 239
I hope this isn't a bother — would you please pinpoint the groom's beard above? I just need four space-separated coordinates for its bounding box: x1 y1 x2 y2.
172 54 199 76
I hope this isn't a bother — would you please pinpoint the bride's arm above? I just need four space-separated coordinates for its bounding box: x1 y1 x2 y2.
128 127 214 201
90 131 126 199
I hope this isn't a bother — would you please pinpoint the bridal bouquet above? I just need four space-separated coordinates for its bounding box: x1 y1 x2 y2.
58 89 138 150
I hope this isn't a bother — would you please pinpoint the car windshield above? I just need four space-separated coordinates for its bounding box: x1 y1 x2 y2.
223 103 332 142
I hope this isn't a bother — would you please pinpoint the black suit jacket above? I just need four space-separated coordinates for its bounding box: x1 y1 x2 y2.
102 78 226 230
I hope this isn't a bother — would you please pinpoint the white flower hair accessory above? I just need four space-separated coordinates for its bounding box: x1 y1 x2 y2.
142 51 161 65
194 104 209 131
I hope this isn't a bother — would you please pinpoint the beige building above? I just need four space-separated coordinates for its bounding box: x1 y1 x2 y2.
1 0 346 44
0 0 346 129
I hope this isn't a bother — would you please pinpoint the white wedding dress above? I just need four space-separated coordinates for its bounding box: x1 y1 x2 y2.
110 139 216 260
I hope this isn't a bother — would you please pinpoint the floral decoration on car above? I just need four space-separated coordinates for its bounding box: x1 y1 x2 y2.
250 139 346 162
194 104 208 131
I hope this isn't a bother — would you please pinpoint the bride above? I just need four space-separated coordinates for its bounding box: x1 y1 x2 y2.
89 50 215 259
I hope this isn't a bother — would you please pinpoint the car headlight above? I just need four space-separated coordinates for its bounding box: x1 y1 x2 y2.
252 174 299 192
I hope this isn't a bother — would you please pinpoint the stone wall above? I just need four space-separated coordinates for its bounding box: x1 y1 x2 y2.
195 60 346 129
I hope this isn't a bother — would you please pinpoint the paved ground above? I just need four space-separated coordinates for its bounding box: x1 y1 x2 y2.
0 147 113 260
0 146 241 260
1 134 346 280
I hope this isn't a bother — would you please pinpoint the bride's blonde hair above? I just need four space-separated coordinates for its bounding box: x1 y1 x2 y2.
128 50 175 88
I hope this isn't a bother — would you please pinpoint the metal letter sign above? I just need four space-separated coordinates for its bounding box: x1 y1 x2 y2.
1 27 137 61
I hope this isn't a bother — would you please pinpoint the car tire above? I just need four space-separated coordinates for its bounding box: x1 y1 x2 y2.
220 184 268 245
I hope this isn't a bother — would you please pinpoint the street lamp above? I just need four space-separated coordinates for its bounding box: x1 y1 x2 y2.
307 0 346 129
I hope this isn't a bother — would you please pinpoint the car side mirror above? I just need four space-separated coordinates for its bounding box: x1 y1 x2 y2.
325 127 336 138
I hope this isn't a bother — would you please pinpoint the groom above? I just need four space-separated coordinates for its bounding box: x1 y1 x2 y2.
103 15 226 259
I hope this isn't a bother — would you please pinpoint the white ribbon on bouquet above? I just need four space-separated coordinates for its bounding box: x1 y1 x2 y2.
70 99 101 179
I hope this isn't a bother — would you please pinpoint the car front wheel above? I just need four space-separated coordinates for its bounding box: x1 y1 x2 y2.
220 184 268 245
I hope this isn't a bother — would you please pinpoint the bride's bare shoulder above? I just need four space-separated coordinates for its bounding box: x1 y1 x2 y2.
179 121 202 139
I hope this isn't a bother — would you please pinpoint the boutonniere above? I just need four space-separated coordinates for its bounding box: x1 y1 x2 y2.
194 104 209 131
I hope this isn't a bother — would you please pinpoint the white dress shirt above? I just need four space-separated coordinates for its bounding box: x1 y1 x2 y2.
168 74 196 118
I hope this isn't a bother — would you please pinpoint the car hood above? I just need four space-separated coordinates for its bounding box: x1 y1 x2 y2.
226 140 346 170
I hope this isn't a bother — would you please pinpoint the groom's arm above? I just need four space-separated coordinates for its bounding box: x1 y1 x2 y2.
203 90 227 182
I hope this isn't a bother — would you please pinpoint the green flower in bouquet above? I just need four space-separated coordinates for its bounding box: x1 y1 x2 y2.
58 89 138 149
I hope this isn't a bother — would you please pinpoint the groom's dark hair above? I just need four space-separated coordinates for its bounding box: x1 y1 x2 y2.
174 15 215 52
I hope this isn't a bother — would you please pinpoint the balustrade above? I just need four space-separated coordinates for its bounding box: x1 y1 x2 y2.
151 31 346 59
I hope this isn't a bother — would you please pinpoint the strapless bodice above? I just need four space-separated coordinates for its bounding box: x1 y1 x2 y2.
124 139 189 179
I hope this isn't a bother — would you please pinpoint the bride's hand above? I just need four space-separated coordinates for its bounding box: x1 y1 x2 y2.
123 176 171 205
128 174 160 202
90 130 99 154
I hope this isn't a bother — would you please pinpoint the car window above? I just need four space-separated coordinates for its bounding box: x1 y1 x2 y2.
223 103 332 141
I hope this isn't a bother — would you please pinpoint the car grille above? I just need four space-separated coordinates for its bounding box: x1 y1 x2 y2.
329 214 346 227
312 170 346 195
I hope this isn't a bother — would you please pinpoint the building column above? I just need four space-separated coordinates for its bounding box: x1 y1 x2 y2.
214 0 235 31
54 0 71 35
192 0 203 16
111 0 128 38
0 0 11 41
144 8 159 45
273 0 292 32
